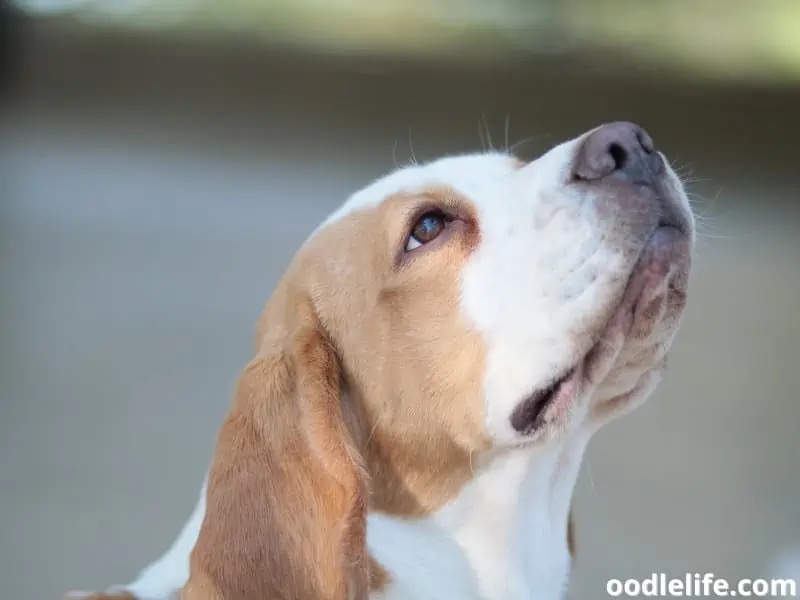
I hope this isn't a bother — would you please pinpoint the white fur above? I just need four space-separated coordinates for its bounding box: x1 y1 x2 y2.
367 435 587 600
75 132 691 600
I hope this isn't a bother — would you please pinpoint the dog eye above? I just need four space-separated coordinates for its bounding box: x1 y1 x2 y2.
406 212 446 251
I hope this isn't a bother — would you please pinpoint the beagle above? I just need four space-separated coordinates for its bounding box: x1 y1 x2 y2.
66 122 694 600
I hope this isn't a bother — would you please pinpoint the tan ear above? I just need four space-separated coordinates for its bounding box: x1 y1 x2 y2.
183 294 370 600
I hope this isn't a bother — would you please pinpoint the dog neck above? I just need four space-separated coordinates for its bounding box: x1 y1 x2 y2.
367 431 590 600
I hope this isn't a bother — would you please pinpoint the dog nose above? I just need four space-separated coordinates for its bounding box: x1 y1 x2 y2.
572 122 664 186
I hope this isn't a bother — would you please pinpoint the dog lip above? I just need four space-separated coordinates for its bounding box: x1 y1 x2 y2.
509 367 578 434
656 204 690 236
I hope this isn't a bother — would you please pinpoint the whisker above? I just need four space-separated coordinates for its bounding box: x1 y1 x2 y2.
686 187 725 221
668 158 694 177
695 231 736 240
408 130 418 165
504 113 511 152
586 458 598 497
482 112 494 151
477 118 486 151
508 133 553 156
365 408 389 449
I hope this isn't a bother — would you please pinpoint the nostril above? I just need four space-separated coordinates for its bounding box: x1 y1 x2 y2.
608 142 629 172
572 122 660 183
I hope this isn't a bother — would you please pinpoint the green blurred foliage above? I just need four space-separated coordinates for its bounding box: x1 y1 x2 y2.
15 0 800 83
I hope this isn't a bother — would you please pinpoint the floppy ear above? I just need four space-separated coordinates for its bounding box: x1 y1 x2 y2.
183 293 370 600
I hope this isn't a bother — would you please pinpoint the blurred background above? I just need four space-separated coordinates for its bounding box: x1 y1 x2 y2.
1 1 799 598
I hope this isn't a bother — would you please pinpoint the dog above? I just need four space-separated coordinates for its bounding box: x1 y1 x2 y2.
65 121 694 600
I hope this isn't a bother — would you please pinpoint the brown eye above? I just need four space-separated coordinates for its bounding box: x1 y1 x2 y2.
406 212 446 251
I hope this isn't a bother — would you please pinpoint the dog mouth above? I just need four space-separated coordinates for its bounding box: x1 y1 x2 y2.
509 365 583 435
510 223 691 436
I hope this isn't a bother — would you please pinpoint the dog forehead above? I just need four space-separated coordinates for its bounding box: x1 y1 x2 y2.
314 152 519 234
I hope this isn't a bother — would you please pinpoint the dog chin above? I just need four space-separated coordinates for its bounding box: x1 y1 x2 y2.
510 225 692 439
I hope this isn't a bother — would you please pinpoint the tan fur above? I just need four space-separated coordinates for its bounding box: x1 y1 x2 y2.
182 188 491 600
